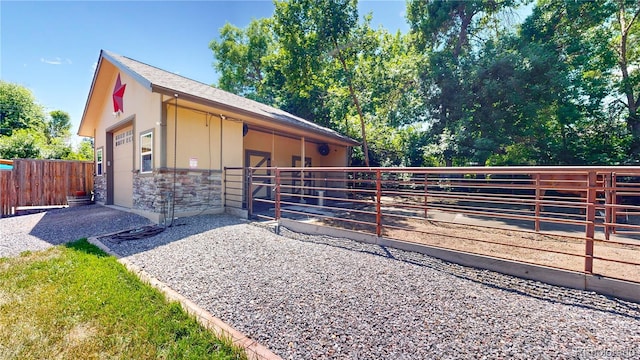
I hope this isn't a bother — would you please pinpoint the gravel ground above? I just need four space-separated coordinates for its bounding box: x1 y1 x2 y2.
0 204 151 258
102 214 640 360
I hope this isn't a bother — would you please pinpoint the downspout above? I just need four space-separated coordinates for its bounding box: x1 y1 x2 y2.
219 115 223 171
219 115 224 207
271 130 275 201
169 94 178 226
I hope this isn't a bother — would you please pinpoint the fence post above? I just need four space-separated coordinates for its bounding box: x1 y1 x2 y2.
604 172 612 240
275 168 281 221
584 171 596 274
534 173 541 232
424 171 429 219
247 167 253 218
376 169 382 237
611 172 618 235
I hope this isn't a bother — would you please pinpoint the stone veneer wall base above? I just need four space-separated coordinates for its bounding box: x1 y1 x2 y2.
93 168 223 222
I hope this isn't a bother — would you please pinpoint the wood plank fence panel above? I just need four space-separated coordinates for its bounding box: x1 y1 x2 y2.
0 170 13 216
0 159 94 217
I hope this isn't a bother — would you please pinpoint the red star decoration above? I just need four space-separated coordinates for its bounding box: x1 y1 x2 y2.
112 73 126 113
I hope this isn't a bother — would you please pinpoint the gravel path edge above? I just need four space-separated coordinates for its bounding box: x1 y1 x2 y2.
87 236 282 360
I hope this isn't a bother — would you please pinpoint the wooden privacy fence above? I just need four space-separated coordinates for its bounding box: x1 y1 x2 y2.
0 159 94 217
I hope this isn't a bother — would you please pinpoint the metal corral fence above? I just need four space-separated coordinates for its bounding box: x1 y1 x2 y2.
0 159 94 217
225 166 640 283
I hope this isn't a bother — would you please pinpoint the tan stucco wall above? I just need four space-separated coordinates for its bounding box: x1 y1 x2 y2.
94 69 162 166
164 104 243 170
93 66 162 205
243 128 348 167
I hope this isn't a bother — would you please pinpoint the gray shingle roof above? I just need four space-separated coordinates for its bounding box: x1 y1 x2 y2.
102 50 357 145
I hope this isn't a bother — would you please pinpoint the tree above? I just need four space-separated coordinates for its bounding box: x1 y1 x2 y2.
75 138 94 161
63 138 94 161
0 81 45 136
210 2 432 167
612 0 640 160
41 138 72 159
210 15 334 127
209 19 277 104
342 26 428 166
408 0 516 58
519 0 634 164
273 0 371 157
407 0 523 166
0 83 84 160
404 0 636 166
46 110 72 143
211 1 376 165
0 129 43 159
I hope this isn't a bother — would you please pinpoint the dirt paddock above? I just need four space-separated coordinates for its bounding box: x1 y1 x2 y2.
316 213 640 283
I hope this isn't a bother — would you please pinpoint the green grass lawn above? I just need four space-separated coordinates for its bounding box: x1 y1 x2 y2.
0 239 246 359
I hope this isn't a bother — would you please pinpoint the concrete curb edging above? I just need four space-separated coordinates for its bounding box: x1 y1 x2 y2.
279 218 640 304
87 237 282 360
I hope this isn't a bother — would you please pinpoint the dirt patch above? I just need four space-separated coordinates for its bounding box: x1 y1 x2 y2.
65 322 97 346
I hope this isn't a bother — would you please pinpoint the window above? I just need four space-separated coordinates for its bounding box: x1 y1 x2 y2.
140 131 153 173
96 148 103 176
115 129 133 147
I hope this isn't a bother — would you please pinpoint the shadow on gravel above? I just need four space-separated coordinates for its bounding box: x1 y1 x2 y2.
277 227 640 321
27 204 152 245
99 214 249 258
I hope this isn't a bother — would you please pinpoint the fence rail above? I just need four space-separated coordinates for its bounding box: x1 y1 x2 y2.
0 159 94 217
226 166 640 284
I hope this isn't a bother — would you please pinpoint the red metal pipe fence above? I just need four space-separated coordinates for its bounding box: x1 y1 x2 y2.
224 166 640 283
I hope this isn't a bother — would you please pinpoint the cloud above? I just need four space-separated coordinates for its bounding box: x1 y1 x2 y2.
91 62 97 72
41 57 72 65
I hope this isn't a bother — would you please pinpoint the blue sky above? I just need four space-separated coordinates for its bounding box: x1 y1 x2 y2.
1 0 410 144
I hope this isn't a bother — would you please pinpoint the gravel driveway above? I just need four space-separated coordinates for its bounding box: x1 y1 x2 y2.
100 214 640 360
0 204 151 258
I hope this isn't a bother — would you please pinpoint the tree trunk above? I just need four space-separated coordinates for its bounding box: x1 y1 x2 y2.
617 4 640 161
332 38 370 167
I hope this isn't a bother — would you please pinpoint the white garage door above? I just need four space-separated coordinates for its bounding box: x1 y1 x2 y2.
113 127 133 208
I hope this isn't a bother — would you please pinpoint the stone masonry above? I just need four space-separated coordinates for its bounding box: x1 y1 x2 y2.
93 169 222 215
93 175 107 203
133 168 223 215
